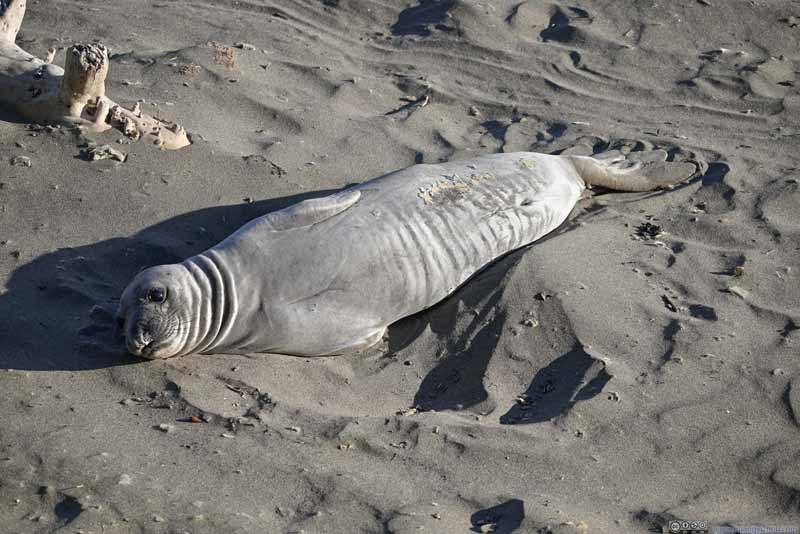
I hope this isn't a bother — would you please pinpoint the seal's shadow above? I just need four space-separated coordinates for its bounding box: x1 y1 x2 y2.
498 343 611 425
0 190 339 371
0 186 596 373
386 203 608 417
0 145 705 376
394 247 522 414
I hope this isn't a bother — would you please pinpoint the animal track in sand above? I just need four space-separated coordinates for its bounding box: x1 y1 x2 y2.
755 177 800 237
540 5 591 44
679 46 795 116
391 0 458 37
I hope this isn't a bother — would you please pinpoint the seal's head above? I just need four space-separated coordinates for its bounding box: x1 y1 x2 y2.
117 264 198 359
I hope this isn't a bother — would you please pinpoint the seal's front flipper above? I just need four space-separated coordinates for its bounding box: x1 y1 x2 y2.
265 190 361 231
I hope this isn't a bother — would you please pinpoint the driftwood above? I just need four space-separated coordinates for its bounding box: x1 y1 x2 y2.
0 0 190 149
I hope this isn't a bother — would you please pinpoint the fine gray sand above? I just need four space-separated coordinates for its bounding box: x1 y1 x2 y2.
1 1 799 533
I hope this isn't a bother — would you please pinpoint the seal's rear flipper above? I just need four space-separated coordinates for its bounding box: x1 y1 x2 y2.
265 190 361 231
569 152 698 192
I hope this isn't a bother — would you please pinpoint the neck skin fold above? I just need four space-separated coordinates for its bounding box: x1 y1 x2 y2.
180 250 238 355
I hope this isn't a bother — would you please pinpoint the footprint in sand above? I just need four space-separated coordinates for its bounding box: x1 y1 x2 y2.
539 6 591 44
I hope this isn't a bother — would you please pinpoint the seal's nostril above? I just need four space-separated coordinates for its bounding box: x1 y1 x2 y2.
127 338 153 357
124 324 155 356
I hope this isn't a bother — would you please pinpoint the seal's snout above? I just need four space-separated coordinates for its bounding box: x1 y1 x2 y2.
118 262 191 359
126 326 154 357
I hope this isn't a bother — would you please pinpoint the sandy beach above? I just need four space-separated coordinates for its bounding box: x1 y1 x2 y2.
1 0 799 532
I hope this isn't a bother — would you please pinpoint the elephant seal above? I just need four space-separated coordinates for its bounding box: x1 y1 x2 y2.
117 151 695 358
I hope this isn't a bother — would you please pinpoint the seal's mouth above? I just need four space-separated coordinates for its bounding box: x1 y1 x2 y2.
118 305 183 359
126 334 154 358
127 336 174 360
121 318 160 358
136 340 153 356
123 323 179 359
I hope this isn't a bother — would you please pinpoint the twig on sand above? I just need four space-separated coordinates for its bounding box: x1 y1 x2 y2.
385 93 431 120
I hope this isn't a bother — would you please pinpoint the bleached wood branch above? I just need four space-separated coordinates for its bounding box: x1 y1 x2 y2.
0 0 25 43
0 0 190 149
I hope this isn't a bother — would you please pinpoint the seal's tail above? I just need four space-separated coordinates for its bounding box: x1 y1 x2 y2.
569 150 698 192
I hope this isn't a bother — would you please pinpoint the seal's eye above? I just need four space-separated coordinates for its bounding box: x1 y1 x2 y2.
146 287 167 303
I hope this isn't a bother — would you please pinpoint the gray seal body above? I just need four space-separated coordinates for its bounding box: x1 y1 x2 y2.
118 151 693 358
